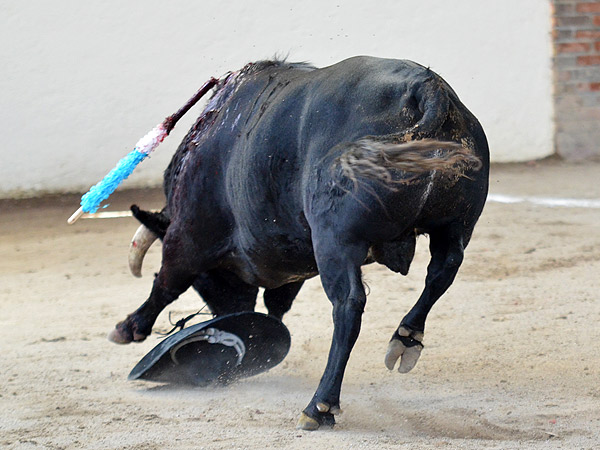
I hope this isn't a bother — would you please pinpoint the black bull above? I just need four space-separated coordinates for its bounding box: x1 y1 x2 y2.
109 56 489 430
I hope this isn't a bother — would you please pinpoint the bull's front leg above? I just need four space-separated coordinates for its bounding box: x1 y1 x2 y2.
297 233 369 430
192 270 258 317
264 280 304 320
108 272 193 343
109 235 197 344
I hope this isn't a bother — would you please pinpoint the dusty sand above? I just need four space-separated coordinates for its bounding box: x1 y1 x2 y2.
1 160 599 449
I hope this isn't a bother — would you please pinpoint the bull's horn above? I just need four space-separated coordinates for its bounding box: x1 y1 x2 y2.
129 225 158 278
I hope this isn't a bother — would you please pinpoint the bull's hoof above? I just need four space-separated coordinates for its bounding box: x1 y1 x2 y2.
296 411 336 430
297 412 320 430
107 327 131 344
107 319 148 344
296 402 339 430
384 326 424 373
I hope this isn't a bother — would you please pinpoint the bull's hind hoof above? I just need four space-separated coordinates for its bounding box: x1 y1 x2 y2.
296 408 336 430
297 412 320 431
384 326 424 373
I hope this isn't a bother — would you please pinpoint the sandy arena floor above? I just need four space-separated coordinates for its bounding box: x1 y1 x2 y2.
1 160 599 449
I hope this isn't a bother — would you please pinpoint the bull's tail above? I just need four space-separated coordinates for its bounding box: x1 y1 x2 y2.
335 138 481 187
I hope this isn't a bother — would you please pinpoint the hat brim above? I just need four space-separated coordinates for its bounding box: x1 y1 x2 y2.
128 312 291 386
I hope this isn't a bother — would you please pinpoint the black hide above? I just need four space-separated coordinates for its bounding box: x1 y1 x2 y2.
114 56 489 429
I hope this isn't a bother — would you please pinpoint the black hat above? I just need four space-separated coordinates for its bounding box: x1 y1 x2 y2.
128 312 291 386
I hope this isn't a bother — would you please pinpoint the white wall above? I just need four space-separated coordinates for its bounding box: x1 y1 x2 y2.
0 0 554 198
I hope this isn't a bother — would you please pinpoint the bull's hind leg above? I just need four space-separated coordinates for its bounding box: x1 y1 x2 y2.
384 225 468 372
108 233 200 344
297 231 369 430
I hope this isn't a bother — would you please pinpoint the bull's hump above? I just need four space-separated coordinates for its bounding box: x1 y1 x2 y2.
321 56 430 80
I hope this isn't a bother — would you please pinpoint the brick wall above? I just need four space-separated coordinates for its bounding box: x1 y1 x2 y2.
552 1 600 159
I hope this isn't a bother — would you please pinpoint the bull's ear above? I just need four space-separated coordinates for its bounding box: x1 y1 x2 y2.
130 205 169 239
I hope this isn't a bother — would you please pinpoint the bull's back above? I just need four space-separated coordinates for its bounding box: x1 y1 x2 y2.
218 58 423 252
169 56 488 284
